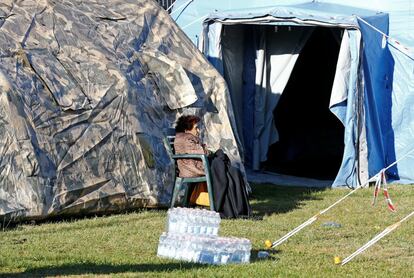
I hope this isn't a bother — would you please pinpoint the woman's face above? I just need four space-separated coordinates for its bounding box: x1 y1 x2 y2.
187 122 200 137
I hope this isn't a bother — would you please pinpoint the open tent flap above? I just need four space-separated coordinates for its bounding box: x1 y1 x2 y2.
220 24 313 169
330 29 370 186
330 29 352 116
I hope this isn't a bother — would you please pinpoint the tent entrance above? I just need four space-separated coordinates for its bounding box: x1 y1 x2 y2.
264 27 344 180
221 25 345 180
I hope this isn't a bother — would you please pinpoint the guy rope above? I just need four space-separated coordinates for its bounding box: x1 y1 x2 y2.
341 210 414 265
266 145 414 249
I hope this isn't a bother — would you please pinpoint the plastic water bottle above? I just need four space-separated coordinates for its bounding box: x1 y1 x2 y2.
230 243 244 263
241 238 252 263
193 238 202 262
212 213 220 235
166 207 221 236
159 208 251 265
218 238 231 265
157 233 167 257
199 238 215 264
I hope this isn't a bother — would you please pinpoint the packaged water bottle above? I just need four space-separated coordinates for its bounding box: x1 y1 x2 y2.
218 238 231 265
161 207 251 265
157 233 167 257
183 235 193 261
176 234 185 260
199 214 207 235
179 214 188 234
206 214 214 235
199 238 214 264
192 238 202 262
173 234 180 260
166 210 174 233
183 237 193 262
230 246 243 263
212 213 220 235
193 211 201 235
211 239 220 265
242 238 252 263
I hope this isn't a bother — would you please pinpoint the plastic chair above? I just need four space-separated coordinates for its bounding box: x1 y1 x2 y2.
164 135 215 211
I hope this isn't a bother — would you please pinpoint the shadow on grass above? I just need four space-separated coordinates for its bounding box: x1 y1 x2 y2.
250 249 281 263
1 207 168 232
0 262 207 277
1 251 283 277
250 183 326 217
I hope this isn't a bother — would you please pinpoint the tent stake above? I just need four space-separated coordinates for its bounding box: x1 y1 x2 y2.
266 144 414 249
268 187 359 248
341 210 414 265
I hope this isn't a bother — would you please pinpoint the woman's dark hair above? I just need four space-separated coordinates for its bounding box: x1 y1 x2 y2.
175 115 201 132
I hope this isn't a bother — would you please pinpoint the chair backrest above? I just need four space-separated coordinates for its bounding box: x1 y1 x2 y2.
164 134 180 178
164 127 176 155
166 135 176 155
164 134 210 176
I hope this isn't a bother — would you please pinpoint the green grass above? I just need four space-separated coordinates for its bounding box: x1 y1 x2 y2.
1 184 413 277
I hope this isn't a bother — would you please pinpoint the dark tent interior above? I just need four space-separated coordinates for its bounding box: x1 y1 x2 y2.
222 25 345 180
265 27 344 180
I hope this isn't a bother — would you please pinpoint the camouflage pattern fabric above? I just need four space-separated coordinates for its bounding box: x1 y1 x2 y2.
0 0 242 221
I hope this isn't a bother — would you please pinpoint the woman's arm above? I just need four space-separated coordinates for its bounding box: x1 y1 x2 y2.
184 136 205 155
174 133 206 177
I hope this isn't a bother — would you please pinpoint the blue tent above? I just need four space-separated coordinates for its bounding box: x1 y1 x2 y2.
173 1 414 187
172 0 414 50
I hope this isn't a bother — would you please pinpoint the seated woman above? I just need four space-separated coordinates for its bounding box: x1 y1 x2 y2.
174 115 251 218
174 115 208 178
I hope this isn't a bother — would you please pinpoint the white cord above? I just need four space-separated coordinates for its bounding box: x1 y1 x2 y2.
271 143 414 248
356 16 414 60
170 0 194 16
181 14 208 30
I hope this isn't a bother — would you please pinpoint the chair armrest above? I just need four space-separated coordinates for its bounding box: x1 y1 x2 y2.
172 154 207 160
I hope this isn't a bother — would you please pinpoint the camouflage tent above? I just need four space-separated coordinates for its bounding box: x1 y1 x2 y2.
0 0 241 221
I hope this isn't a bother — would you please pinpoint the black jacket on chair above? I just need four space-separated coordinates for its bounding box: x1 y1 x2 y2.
210 150 252 218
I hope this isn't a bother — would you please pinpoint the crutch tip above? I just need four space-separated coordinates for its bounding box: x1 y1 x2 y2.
334 256 342 265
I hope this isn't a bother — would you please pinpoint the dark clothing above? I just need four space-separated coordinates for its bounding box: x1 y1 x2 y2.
210 150 252 218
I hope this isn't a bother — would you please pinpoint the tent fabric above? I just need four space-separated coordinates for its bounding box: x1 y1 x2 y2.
0 0 242 220
329 29 368 186
221 25 313 169
330 29 352 111
173 1 414 187
252 26 312 170
388 46 414 184
187 2 414 187
172 0 414 52
357 16 397 181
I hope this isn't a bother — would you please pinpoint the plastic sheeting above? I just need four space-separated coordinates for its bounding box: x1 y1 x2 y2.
0 0 241 220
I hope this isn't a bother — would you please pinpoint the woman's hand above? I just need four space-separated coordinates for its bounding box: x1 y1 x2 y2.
201 143 213 155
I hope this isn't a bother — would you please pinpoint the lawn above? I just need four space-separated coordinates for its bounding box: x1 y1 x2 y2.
0 184 413 277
